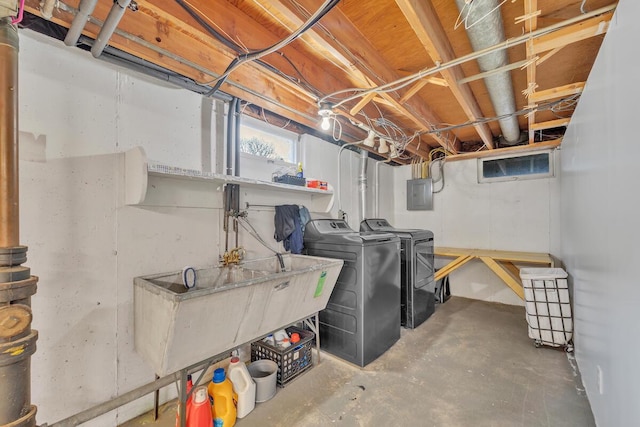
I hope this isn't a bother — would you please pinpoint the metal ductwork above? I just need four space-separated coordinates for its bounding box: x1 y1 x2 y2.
0 17 39 427
455 0 521 144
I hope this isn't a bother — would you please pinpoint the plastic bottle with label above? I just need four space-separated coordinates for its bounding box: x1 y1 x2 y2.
207 368 237 427
227 357 256 418
187 386 213 427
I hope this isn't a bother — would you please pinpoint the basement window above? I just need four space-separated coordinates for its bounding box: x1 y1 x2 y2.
240 116 299 164
478 151 554 183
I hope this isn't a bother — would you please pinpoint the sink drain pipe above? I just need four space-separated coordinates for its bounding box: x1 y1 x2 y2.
0 17 39 427
226 97 238 176
358 150 368 224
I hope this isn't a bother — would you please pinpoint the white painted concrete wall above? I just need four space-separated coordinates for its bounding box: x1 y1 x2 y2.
17 30 393 425
559 1 640 424
393 155 560 306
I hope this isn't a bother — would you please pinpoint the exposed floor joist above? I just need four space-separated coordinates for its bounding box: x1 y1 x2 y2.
529 82 585 103
254 0 458 153
395 0 495 150
445 139 562 162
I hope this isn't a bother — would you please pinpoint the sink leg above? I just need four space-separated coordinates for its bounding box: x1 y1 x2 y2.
316 314 320 363
304 314 321 364
153 375 159 420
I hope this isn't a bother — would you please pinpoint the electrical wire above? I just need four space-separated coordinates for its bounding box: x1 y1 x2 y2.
454 0 507 31
417 95 580 136
174 0 327 99
320 4 616 109
430 157 446 193
206 0 341 95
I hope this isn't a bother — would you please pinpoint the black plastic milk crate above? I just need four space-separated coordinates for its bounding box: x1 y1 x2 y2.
251 326 314 386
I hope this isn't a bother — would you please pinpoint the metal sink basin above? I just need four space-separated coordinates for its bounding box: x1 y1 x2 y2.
146 266 270 294
134 254 343 375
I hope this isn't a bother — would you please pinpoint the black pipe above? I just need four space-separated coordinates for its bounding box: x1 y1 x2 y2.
226 98 238 175
76 35 233 101
234 99 241 177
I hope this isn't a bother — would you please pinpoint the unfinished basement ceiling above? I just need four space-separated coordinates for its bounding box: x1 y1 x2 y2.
23 0 617 162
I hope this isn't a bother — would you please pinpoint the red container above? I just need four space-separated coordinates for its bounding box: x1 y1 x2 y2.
187 386 213 427
175 375 193 427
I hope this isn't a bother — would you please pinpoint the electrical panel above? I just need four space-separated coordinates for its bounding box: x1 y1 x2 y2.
406 179 433 211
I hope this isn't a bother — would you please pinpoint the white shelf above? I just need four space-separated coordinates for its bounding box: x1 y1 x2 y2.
124 147 334 212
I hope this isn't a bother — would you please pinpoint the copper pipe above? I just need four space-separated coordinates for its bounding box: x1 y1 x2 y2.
0 18 19 248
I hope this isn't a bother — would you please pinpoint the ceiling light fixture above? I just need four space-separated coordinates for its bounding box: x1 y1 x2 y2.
318 102 333 131
363 131 376 147
389 141 398 158
377 138 389 154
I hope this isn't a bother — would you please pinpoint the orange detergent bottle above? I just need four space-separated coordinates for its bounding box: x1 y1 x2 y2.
187 386 213 427
207 368 237 427
175 374 193 427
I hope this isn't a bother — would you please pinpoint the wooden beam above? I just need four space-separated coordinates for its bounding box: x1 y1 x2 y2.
243 0 372 87
529 82 585 103
349 92 377 116
536 46 564 66
502 262 522 280
252 0 455 154
398 77 448 104
26 0 382 144
530 118 570 131
399 80 429 104
395 0 495 149
533 12 613 54
434 255 473 281
479 257 524 300
445 139 562 162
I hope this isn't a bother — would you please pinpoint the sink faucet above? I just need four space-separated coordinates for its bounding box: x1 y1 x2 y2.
221 247 245 266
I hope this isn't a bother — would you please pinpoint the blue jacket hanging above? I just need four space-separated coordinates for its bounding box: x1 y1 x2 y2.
274 204 304 254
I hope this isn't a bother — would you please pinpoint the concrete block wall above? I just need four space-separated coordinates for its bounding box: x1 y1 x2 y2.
18 30 394 425
392 154 560 306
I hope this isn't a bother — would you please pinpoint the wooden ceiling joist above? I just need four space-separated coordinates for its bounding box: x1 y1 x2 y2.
445 139 562 162
22 0 616 160
349 92 377 116
253 0 457 154
394 0 495 150
529 82 585 103
532 11 614 54
399 77 448 104
530 118 570 131
535 46 564 66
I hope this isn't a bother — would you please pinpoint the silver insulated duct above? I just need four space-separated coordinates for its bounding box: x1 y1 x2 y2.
455 0 520 144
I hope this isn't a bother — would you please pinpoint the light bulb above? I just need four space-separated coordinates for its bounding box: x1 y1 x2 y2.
363 130 376 147
378 138 389 154
389 141 398 158
321 116 331 130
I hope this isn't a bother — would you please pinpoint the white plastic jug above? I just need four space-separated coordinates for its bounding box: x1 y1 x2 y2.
227 357 256 418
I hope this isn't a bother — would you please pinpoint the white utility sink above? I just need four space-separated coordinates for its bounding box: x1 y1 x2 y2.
134 254 343 376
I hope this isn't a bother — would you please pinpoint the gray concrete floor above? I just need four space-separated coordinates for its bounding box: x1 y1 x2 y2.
123 297 594 427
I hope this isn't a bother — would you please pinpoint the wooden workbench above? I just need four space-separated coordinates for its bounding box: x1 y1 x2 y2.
434 247 555 300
